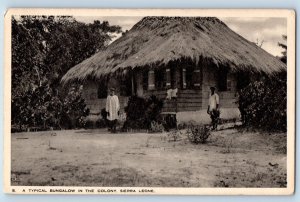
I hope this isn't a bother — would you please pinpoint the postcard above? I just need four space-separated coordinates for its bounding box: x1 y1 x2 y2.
4 8 295 195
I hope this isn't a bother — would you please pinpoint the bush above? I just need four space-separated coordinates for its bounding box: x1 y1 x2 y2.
83 119 94 129
82 116 107 129
61 86 90 129
123 95 164 130
167 130 182 142
238 72 286 131
100 108 108 120
149 121 164 133
164 114 177 129
96 118 107 128
187 124 211 144
12 83 62 130
144 95 164 127
123 96 147 129
11 83 90 131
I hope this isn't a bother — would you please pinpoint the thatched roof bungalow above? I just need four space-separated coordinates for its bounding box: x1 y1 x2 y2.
62 17 286 123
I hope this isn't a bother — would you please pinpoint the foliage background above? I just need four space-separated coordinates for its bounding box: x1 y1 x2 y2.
237 35 287 131
123 95 164 130
11 16 121 131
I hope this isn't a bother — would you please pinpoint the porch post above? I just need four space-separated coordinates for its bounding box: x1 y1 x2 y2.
182 68 187 89
131 72 135 95
136 70 144 97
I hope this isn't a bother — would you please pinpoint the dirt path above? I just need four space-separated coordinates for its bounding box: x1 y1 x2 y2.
11 128 287 187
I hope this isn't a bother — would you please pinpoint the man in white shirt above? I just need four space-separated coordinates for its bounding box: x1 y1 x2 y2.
106 88 120 133
207 87 220 130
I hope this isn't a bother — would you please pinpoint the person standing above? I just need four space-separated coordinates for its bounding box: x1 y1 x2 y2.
207 86 220 130
106 88 120 133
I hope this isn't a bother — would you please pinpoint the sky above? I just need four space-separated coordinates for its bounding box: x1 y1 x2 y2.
75 16 287 57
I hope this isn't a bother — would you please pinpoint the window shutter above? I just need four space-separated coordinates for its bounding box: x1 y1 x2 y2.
193 68 201 89
227 79 232 91
148 70 155 90
166 68 171 88
143 71 148 90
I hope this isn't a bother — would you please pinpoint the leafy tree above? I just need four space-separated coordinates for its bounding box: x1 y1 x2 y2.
60 85 90 129
278 35 287 64
11 16 121 131
11 17 46 98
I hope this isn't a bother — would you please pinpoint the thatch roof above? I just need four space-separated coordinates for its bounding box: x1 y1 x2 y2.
61 17 286 84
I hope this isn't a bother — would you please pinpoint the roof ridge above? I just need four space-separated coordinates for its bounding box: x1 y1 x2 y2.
131 16 227 31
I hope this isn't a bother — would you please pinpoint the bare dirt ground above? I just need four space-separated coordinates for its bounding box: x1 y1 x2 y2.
11 128 287 187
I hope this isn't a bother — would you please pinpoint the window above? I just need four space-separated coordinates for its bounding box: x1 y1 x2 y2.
170 67 177 88
227 80 232 91
218 67 228 91
186 66 194 89
182 66 195 89
143 71 148 90
155 69 165 90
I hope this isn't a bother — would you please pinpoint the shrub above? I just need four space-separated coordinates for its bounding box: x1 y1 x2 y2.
164 114 177 129
11 83 89 131
82 116 108 129
149 121 164 133
96 118 107 128
100 108 108 120
144 95 164 128
238 72 286 131
187 124 211 144
12 83 64 130
123 95 164 130
167 130 182 142
83 119 94 129
123 96 147 129
61 85 90 129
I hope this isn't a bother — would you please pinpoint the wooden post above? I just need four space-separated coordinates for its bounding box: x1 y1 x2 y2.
131 71 135 96
136 70 144 97
182 68 187 89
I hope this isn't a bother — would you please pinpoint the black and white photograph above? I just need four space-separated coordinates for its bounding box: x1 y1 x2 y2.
4 9 295 195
